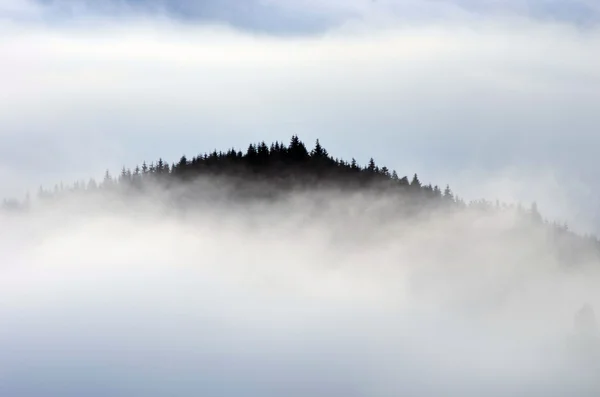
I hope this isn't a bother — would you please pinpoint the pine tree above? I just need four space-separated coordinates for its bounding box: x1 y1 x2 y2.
367 158 376 172
104 170 112 185
87 178 97 191
530 202 543 223
257 141 270 166
288 135 309 163
119 166 129 185
156 158 165 174
410 173 421 188
443 184 454 203
178 155 188 168
311 139 328 159
246 143 258 166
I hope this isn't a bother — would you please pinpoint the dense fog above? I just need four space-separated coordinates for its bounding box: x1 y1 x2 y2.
1 182 599 396
3 1 600 393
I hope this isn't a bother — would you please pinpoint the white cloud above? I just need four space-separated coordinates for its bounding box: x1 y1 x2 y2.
3 5 600 392
1 9 600 229
1 190 599 395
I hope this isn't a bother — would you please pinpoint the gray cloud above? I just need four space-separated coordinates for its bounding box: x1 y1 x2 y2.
27 0 338 34
20 0 600 33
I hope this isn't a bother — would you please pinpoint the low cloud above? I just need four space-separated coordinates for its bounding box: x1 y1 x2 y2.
1 184 600 395
2 11 600 230
2 1 600 395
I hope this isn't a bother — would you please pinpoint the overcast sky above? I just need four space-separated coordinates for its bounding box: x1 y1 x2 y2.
1 0 600 231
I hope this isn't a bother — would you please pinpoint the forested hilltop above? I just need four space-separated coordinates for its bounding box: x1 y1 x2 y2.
2 135 599 266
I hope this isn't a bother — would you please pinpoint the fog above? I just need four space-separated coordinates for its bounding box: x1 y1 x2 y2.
0 181 599 396
2 13 600 231
3 1 600 394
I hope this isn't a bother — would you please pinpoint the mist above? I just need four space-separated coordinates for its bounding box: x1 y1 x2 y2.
0 179 599 396
3 0 600 394
2 8 600 230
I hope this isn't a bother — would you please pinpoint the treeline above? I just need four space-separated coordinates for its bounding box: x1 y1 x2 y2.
0 135 571 218
18 135 469 206
2 134 599 265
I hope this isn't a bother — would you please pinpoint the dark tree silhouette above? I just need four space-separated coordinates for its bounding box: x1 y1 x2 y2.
2 134 599 268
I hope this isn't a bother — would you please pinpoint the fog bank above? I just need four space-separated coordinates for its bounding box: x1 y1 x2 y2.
1 185 599 396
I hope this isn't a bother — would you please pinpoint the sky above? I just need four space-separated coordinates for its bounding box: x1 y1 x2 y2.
4 2 600 395
2 0 600 231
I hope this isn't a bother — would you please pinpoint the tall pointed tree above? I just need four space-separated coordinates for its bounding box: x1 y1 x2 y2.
410 173 421 188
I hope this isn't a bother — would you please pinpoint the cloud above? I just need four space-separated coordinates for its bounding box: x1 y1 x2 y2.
22 0 600 32
0 0 42 20
3 3 600 390
2 10 600 230
1 188 600 395
24 0 339 34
